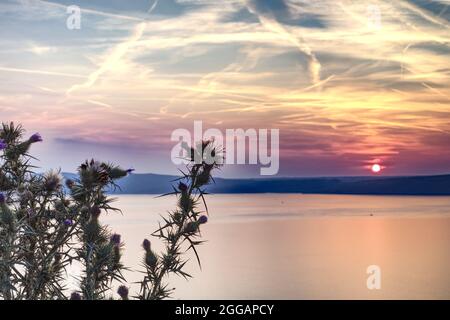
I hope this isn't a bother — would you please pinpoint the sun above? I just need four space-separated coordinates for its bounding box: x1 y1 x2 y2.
371 164 382 173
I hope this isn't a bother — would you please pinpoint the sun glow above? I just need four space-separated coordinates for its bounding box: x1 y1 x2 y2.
371 164 382 173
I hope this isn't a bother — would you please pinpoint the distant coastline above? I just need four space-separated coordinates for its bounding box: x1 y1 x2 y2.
64 173 450 196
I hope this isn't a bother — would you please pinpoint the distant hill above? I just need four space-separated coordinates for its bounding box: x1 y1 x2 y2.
62 173 450 195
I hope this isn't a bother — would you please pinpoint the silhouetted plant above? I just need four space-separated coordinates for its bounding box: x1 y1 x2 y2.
67 160 129 300
138 140 221 300
0 122 220 300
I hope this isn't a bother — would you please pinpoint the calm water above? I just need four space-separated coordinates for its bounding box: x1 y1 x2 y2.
97 194 450 299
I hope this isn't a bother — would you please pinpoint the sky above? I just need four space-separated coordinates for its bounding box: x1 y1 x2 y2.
0 0 449 177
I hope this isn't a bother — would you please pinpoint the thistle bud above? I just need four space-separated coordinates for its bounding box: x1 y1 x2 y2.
70 292 82 300
29 133 43 143
110 233 121 246
145 251 158 269
142 239 151 252
108 167 129 179
142 239 158 268
173 211 182 223
178 182 188 192
84 218 101 243
198 215 208 224
0 139 7 150
63 219 73 227
43 171 62 192
117 285 129 300
65 179 75 189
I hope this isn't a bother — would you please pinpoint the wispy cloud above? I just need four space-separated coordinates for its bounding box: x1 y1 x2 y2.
245 0 322 85
66 22 148 95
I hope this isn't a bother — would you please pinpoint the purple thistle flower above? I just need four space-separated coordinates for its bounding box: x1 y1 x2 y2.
126 168 135 174
70 292 82 300
0 139 7 150
178 182 188 192
110 233 121 246
142 239 151 252
29 133 43 143
63 219 73 227
43 171 62 191
198 215 208 224
117 285 129 300
0 193 5 204
65 179 75 189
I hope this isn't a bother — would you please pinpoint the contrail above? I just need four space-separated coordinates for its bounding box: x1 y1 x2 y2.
147 0 159 15
0 66 87 79
398 0 449 29
66 1 159 95
66 23 147 94
245 1 321 85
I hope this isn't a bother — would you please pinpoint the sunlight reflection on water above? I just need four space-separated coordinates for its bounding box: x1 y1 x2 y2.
68 194 450 299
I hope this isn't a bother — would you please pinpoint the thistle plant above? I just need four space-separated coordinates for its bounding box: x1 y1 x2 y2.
138 140 221 300
0 123 70 299
0 122 220 300
67 160 130 300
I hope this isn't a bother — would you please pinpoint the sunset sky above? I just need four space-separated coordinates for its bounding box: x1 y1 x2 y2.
0 0 449 177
